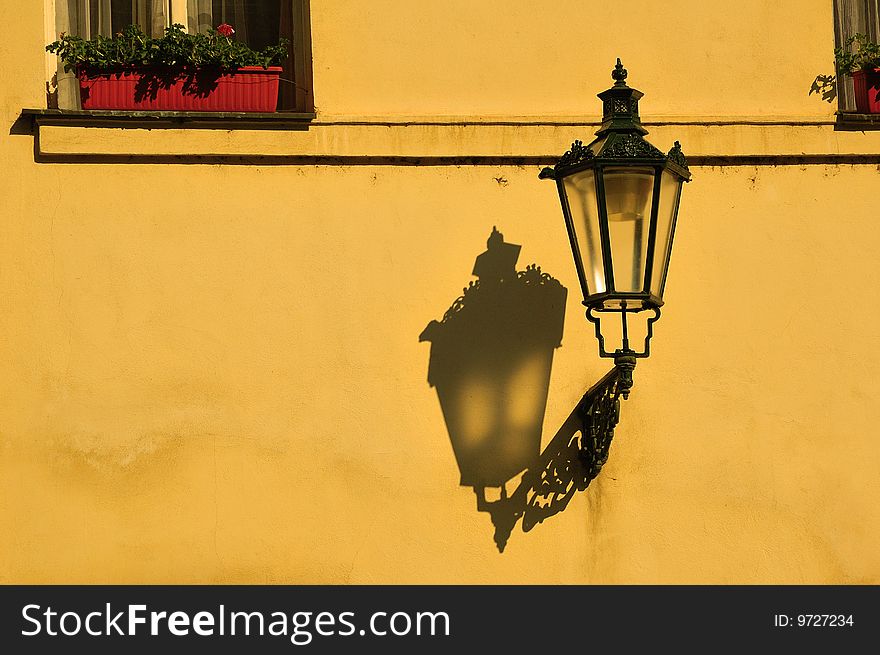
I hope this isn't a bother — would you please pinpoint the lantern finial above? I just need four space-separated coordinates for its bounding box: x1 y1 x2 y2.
612 58 627 86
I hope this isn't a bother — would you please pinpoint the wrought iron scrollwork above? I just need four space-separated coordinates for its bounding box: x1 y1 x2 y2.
556 139 594 169
600 132 665 159
612 98 630 113
577 369 622 479
667 140 690 171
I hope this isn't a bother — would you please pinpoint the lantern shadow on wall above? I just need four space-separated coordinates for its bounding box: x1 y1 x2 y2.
422 228 606 551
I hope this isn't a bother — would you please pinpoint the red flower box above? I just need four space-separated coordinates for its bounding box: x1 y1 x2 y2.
853 68 880 114
77 66 282 112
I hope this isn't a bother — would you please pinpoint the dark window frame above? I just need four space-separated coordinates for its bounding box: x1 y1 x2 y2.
280 0 314 113
833 0 880 112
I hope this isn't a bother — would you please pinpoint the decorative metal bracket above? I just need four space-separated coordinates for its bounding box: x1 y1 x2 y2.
475 365 628 551
586 305 661 362
577 366 625 478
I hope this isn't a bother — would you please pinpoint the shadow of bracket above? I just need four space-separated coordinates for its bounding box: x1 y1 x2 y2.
475 366 623 552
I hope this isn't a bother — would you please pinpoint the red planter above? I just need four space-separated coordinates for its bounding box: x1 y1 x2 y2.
77 66 282 112
853 68 880 113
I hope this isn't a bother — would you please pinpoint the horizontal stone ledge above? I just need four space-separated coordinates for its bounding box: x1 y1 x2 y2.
24 109 839 127
22 108 317 129
25 120 880 162
32 153 880 167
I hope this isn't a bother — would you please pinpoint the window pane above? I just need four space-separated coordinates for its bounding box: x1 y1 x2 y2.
109 2 134 34
188 1 281 50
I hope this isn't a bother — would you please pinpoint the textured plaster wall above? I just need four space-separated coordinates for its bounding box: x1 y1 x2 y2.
1 1 878 583
309 0 835 119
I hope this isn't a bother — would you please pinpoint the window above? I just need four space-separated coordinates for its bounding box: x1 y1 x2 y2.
50 0 313 113
834 0 880 111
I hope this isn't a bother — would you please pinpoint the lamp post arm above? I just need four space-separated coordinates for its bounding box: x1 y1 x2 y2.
586 306 662 361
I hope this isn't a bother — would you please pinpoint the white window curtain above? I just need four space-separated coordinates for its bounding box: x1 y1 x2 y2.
139 0 170 37
51 1 76 108
52 0 169 108
187 0 213 33
188 1 251 42
56 1 168 39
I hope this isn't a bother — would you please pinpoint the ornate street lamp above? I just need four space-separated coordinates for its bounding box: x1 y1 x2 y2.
540 59 691 397
422 60 692 551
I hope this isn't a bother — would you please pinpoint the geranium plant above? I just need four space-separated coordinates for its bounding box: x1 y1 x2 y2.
834 33 880 75
46 23 287 72
810 33 880 103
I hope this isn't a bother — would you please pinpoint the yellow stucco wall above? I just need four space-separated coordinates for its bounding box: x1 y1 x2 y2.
1 1 878 584
309 0 834 120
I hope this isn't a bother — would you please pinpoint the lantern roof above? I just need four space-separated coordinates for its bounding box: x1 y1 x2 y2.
472 226 521 281
540 59 691 181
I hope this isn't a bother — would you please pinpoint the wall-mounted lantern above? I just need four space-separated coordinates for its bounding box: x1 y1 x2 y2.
540 59 691 397
422 61 691 551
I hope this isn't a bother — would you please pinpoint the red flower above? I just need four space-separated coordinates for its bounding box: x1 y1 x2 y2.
217 23 235 38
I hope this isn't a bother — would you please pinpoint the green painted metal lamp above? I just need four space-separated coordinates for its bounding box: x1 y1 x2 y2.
540 59 691 397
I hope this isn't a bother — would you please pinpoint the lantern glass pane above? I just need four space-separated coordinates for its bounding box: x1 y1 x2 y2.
650 170 683 299
603 167 655 294
562 169 606 296
588 136 607 157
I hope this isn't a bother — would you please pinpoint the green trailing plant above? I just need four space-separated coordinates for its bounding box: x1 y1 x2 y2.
810 33 880 103
46 23 287 73
834 32 880 75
